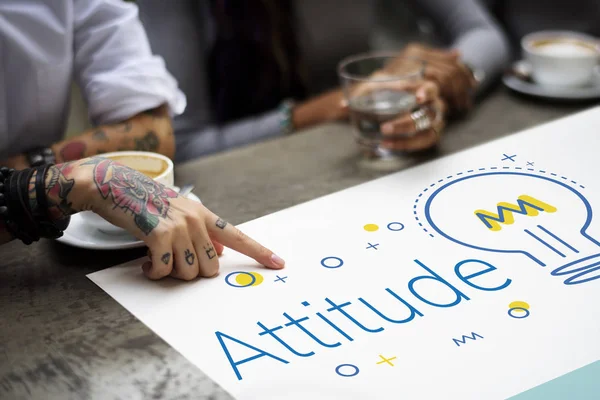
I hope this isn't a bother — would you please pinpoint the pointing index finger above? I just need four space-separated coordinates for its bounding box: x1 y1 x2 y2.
208 215 285 270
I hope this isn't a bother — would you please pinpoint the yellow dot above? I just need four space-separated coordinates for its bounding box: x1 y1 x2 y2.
364 224 379 232
509 301 530 310
235 272 264 287
249 272 264 286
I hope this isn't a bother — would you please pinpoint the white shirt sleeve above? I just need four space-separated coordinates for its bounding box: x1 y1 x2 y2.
72 0 186 125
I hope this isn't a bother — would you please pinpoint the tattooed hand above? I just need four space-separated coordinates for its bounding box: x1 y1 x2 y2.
45 157 285 280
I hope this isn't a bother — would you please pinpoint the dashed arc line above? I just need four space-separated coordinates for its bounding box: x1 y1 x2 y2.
413 166 586 238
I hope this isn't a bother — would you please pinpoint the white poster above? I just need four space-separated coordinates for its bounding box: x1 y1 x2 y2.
89 108 600 399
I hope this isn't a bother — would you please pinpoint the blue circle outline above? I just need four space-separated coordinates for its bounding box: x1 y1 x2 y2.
387 222 405 232
321 256 344 269
423 172 598 267
508 307 530 319
225 271 256 288
335 363 360 377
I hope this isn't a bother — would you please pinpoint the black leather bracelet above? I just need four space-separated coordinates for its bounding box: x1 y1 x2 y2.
18 169 39 242
0 167 15 237
6 169 39 244
35 164 52 211
0 166 70 244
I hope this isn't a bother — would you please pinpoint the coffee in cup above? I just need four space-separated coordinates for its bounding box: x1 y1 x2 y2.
105 154 171 181
522 31 600 87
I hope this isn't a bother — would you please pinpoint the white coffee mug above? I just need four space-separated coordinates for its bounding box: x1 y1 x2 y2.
79 151 174 235
522 31 600 87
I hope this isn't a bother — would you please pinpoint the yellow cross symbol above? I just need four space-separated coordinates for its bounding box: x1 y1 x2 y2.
376 354 397 366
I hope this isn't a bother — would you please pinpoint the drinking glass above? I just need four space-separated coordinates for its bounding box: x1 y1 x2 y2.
338 53 427 158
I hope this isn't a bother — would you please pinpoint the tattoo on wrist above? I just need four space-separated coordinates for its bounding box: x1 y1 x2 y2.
59 142 86 162
82 157 178 235
45 164 76 220
216 218 228 229
204 244 216 260
161 252 171 265
134 131 159 152
92 130 108 142
184 249 195 265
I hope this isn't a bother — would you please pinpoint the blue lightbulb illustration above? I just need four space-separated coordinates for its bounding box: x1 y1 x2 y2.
416 169 600 285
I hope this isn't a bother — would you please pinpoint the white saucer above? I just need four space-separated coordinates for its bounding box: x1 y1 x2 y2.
503 60 600 100
56 188 201 250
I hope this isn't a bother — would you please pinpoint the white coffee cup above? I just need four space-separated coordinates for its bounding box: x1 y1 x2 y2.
522 31 600 87
79 151 174 235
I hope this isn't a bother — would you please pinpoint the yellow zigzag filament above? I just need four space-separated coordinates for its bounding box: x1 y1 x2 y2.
474 195 557 231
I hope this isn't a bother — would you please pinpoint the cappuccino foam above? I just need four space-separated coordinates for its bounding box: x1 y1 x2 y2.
535 41 597 57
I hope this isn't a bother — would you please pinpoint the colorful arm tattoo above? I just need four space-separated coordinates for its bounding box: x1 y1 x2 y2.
53 105 172 162
82 158 178 235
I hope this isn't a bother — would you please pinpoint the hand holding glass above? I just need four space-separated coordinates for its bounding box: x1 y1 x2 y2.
338 53 444 156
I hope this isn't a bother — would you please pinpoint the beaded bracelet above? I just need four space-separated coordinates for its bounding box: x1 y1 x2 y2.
0 167 38 244
278 98 296 135
0 165 70 245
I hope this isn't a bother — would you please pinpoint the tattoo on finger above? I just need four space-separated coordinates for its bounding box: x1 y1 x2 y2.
161 252 171 265
204 244 216 260
216 218 228 229
184 249 195 265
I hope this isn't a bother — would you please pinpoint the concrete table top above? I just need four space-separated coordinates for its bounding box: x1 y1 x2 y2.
0 88 592 399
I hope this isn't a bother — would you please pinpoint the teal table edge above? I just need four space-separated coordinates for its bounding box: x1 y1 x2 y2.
509 361 600 400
